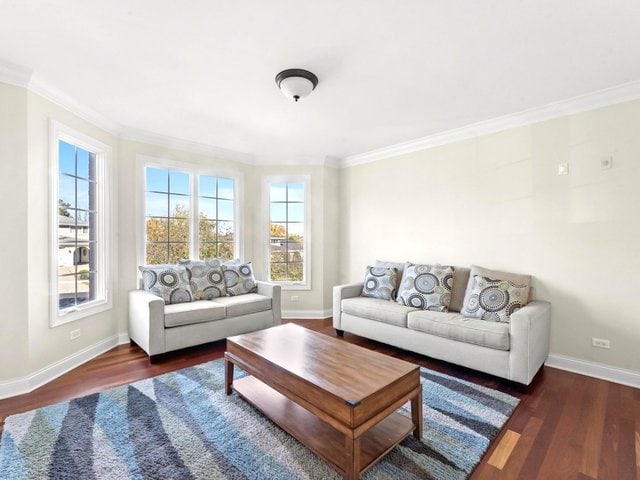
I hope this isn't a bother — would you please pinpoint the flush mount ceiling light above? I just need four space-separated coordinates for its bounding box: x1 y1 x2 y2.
275 68 318 102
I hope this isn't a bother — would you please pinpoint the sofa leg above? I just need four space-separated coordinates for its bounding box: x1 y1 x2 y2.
335 329 344 337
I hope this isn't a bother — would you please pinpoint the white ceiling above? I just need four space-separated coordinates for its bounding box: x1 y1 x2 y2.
1 1 639 164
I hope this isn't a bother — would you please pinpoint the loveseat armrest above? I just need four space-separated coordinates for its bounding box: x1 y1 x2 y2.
128 290 166 356
508 300 552 384
257 281 282 325
333 282 364 329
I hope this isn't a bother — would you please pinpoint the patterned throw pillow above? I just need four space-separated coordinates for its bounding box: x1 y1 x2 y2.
178 259 226 300
397 264 454 312
361 266 398 301
460 275 528 322
138 264 193 305
222 262 258 296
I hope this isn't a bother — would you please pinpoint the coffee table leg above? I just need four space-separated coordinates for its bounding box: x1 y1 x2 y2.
224 356 233 395
345 435 361 480
411 386 423 440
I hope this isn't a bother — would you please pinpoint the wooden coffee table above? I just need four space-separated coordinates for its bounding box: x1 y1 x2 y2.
224 323 422 480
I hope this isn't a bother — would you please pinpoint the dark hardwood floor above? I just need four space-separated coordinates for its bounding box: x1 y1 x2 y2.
1 319 637 479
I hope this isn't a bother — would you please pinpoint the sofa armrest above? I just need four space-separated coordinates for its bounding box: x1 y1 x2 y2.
257 281 282 325
333 282 364 329
128 290 166 356
508 300 552 384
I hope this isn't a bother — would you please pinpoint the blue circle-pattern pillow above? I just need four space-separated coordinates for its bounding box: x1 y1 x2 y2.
460 275 528 322
222 262 258 296
397 264 454 312
178 258 227 300
138 264 193 305
361 266 398 301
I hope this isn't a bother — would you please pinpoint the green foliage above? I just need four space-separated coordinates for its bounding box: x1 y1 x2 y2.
145 204 237 264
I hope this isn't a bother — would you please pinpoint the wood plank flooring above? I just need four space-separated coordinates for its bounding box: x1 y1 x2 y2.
0 318 637 479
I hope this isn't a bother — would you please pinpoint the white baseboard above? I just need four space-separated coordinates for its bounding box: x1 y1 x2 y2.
545 354 640 389
0 332 130 400
282 309 332 320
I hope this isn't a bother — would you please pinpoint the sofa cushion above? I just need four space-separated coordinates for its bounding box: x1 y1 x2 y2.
361 266 398 300
407 310 510 350
139 264 193 305
342 297 416 327
222 262 258 296
164 300 226 327
179 258 227 300
212 294 272 317
461 275 529 322
397 264 454 312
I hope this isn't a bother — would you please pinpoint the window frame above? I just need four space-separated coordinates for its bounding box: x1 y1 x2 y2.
263 175 311 290
136 155 244 268
49 120 112 326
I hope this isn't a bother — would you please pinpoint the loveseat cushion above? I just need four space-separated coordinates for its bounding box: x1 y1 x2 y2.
407 310 510 350
342 297 416 327
164 300 226 327
212 293 272 317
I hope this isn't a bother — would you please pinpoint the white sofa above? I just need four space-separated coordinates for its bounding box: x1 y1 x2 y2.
333 267 551 385
129 281 281 357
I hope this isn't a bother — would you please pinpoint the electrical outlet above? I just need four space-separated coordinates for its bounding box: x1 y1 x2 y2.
291 295 299 303
592 338 610 349
70 329 81 340
557 162 569 175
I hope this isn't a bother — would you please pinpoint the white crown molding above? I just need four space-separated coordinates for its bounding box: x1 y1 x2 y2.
120 126 259 165
545 353 640 389
0 332 129 400
29 75 121 135
282 308 332 320
0 59 32 87
341 80 640 168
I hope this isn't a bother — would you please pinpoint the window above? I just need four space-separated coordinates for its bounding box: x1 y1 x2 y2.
266 176 310 288
198 176 235 260
144 168 191 264
141 158 239 264
50 121 111 325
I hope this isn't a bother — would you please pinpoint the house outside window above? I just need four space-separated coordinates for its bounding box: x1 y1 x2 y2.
50 121 112 326
265 176 310 289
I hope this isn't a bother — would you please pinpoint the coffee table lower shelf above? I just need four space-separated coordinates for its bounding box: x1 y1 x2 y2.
232 375 414 477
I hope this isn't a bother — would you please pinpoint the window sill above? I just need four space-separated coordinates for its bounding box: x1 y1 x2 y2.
274 283 311 291
51 300 112 327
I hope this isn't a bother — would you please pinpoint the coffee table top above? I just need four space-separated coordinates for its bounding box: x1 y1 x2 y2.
227 323 419 404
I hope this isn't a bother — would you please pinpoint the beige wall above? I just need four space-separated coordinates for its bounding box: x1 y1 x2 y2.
340 100 640 373
246 164 340 314
25 91 120 373
0 83 29 380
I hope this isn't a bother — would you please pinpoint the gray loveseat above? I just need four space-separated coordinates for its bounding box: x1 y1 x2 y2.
129 281 281 357
333 265 550 385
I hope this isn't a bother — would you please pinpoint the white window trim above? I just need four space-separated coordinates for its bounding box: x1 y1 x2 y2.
136 154 244 269
49 120 112 326
263 174 311 290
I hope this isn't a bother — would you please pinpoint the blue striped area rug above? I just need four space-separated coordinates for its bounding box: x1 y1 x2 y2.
0 360 518 479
